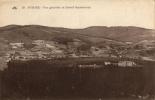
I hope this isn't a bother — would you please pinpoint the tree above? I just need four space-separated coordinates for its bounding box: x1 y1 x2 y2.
53 36 73 45
23 42 36 49
77 43 91 51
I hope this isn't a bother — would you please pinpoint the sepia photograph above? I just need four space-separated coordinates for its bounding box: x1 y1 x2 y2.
0 0 155 100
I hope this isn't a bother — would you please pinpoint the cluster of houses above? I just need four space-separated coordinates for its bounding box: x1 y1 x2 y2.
8 40 66 61
0 39 142 70
78 60 137 68
7 39 99 60
5 39 144 63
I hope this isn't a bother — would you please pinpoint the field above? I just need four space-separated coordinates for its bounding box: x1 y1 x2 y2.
0 58 155 99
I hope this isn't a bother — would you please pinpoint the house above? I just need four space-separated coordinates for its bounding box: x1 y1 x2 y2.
45 44 54 48
104 61 111 65
118 61 136 67
126 42 133 45
10 42 24 49
33 40 45 44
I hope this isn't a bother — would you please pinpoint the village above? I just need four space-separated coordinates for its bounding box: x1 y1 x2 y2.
7 39 141 59
0 39 141 71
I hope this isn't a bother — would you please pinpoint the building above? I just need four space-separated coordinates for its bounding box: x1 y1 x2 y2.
118 61 136 67
10 42 24 49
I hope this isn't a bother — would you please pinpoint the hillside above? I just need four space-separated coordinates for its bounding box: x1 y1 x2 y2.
0 25 154 43
0 25 154 67
71 26 155 43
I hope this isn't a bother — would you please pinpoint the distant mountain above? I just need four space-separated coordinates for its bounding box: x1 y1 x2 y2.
0 25 154 44
71 26 155 43
0 25 22 32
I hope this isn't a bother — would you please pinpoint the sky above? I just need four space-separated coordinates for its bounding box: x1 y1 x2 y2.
0 0 154 29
